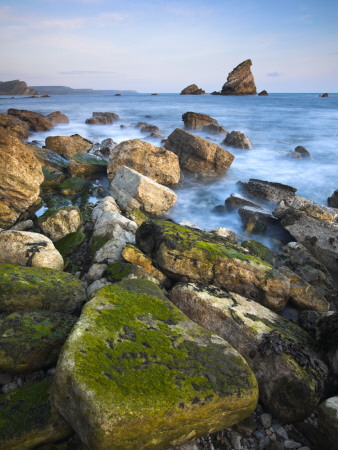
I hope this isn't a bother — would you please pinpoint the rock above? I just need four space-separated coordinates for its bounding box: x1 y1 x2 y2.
0 129 44 228
29 145 69 171
221 59 257 95
225 193 262 210
0 379 72 450
68 153 107 179
45 134 93 158
52 279 258 449
223 131 252 149
0 79 39 95
100 137 117 157
202 124 227 134
0 311 77 373
103 261 159 285
86 278 111 298
57 177 87 196
0 263 86 313
241 240 275 265
86 263 107 282
180 84 206 95
7 108 53 131
0 374 13 385
328 189 338 208
45 111 69 125
164 128 234 176
85 112 119 124
294 146 311 158
316 313 338 374
258 90 269 96
182 112 218 130
321 93 328 97
0 113 30 139
38 206 82 241
41 167 66 192
10 219 34 231
273 196 338 274
316 396 338 447
107 139 181 187
136 220 290 310
54 231 86 257
0 231 64 270
284 440 302 449
260 413 272 428
238 206 278 225
136 122 162 134
126 208 149 226
170 282 328 422
210 227 238 244
110 166 177 216
239 179 297 202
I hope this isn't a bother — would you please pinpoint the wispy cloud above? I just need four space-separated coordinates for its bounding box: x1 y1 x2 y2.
267 72 282 77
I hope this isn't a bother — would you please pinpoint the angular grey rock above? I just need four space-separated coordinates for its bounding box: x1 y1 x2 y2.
223 131 252 149
239 179 297 202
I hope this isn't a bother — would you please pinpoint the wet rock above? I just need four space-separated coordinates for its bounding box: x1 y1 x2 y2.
225 193 262 210
107 139 181 187
7 108 53 131
136 122 161 134
45 134 93 158
321 93 328 97
182 112 218 130
258 90 269 96
0 112 30 139
100 137 117 157
29 145 69 171
241 240 275 265
170 282 327 422
164 128 234 177
202 124 227 134
294 146 311 158
327 189 338 208
68 153 107 179
85 112 119 124
52 279 258 450
54 231 86 257
46 111 69 125
0 129 44 228
110 166 177 216
238 206 278 225
180 84 206 95
239 179 297 202
57 176 87 196
38 206 82 241
316 312 338 374
220 59 257 95
316 396 338 447
223 131 252 149
210 227 238 244
41 167 66 192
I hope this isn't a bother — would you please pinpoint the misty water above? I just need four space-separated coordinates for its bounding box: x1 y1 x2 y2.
1 92 337 248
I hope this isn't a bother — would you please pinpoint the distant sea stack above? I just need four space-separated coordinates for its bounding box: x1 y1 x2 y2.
0 80 39 96
258 90 269 96
219 60 257 96
180 84 205 95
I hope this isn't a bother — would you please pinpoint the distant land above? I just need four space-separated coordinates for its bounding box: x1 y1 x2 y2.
0 80 38 96
29 85 137 95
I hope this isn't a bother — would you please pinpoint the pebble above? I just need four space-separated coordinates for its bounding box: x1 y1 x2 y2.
229 431 242 450
284 440 302 449
254 431 266 440
260 413 272 428
272 423 288 440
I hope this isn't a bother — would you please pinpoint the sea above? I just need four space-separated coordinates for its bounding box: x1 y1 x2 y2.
1 92 337 248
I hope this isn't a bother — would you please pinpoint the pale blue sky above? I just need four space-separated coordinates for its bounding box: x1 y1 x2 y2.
0 0 337 92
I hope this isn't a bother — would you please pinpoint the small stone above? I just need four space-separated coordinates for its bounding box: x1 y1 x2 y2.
2 382 18 394
254 431 265 440
0 373 13 385
284 440 302 448
229 431 242 449
259 436 271 449
272 423 288 440
260 413 272 428
47 367 56 375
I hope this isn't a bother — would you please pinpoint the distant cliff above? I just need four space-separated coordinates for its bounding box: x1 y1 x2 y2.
30 86 137 95
0 80 39 95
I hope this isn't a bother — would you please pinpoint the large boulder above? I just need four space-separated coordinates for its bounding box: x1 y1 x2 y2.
7 108 53 131
45 111 69 125
52 279 258 449
220 59 257 95
164 128 234 176
180 84 205 95
170 283 328 422
45 134 93 158
110 166 177 216
274 196 338 274
0 231 64 270
38 206 83 242
29 145 69 171
68 153 107 179
0 129 44 228
182 112 218 130
0 263 86 313
239 179 297 202
107 139 181 186
0 113 30 139
136 220 290 310
223 131 252 149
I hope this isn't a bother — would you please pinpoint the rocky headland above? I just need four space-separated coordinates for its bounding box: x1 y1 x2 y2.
0 105 337 450
0 80 39 96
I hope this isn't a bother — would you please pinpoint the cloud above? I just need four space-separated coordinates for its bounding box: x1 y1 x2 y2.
59 70 118 75
267 72 282 77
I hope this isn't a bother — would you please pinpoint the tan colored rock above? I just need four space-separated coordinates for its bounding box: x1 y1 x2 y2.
0 129 44 228
0 80 39 95
46 111 69 125
0 113 30 140
107 139 181 186
221 59 257 95
0 231 64 270
180 84 205 95
110 165 177 216
164 128 234 176
223 131 252 149
38 206 83 242
182 112 218 130
7 108 53 131
45 134 93 158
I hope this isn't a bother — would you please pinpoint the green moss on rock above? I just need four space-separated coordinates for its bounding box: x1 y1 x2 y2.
57 177 86 196
41 167 66 192
54 232 86 257
241 240 275 265
71 153 107 166
104 262 133 282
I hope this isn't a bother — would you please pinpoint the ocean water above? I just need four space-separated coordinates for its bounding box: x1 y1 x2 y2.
1 92 337 246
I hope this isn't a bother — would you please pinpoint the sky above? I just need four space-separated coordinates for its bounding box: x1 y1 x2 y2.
0 0 337 93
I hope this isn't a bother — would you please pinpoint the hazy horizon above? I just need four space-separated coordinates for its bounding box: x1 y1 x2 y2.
1 0 337 93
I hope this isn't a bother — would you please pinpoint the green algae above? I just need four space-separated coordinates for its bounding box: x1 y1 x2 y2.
104 262 133 282
41 167 66 192
241 240 275 265
54 232 86 257
90 235 110 254
71 153 107 166
57 177 86 196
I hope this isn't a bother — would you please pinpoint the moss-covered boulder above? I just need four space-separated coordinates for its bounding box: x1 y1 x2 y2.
57 177 86 196
52 279 258 450
170 282 328 422
103 262 159 284
0 311 77 373
54 231 86 257
68 153 107 179
41 167 66 192
0 379 73 450
136 220 290 311
126 208 149 226
0 263 86 313
241 240 275 265
29 145 69 171
38 206 83 242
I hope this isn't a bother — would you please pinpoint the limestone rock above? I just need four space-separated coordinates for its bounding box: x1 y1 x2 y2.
221 60 257 95
69 153 107 179
328 189 338 208
202 124 227 134
239 179 297 202
52 279 258 449
316 396 338 447
180 84 205 95
0 129 44 228
136 220 290 310
7 108 53 131
182 112 218 130
107 139 181 186
238 206 278 226
240 240 275 265
170 282 328 422
38 206 83 242
136 122 161 134
110 166 177 216
210 227 238 244
45 111 69 125
223 131 252 149
0 311 77 373
164 128 234 176
45 134 93 158
0 113 30 139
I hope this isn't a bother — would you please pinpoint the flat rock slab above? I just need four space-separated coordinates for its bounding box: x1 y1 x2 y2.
239 179 297 202
170 282 328 422
52 279 258 450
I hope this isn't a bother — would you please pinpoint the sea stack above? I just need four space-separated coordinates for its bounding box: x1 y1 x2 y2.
220 59 257 95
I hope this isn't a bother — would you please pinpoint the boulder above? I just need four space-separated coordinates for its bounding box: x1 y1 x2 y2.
223 131 252 149
182 112 218 130
238 206 278 226
103 261 160 285
0 379 72 450
202 124 227 134
316 313 338 374
68 153 107 179
273 196 338 274
52 279 258 449
0 311 77 373
110 166 177 216
0 263 86 313
239 179 297 202
41 167 66 192
85 112 119 125
164 128 234 176
294 145 311 158
38 206 83 242
210 227 238 244
29 145 69 170
258 90 268 96
170 282 328 422
45 134 93 158
7 108 53 131
225 193 262 210
0 130 44 228
136 122 161 134
321 93 328 97
220 60 257 96
54 231 86 257
240 240 274 265
45 111 69 125
136 220 290 310
180 84 206 95
107 139 181 186
328 189 338 208
316 396 338 447
100 137 117 157
0 113 30 139
0 230 64 270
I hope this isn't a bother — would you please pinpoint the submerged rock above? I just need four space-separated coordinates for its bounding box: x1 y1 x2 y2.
220 60 257 96
54 231 86 257
57 177 87 196
294 145 311 158
239 179 297 202
41 167 66 192
85 112 119 125
52 279 258 449
223 131 252 149
182 112 218 130
225 193 262 210
180 84 206 95
45 134 93 158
